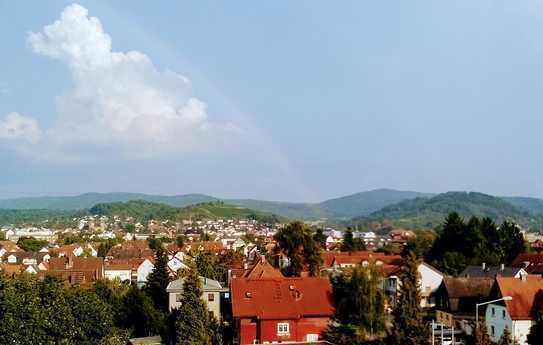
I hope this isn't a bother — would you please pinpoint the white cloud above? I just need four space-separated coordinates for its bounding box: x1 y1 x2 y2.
2 3 235 160
0 112 42 144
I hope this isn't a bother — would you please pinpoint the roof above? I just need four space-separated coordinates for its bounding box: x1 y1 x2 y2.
460 265 524 279
512 253 543 267
167 276 223 292
0 241 22 252
105 258 148 271
231 277 334 319
496 276 543 320
441 277 494 299
107 240 154 259
243 256 284 279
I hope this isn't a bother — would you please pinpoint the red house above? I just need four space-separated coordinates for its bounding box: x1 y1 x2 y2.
231 277 334 344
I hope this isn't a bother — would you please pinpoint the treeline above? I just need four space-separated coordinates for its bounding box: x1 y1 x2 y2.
424 212 526 275
0 208 84 227
0 245 227 345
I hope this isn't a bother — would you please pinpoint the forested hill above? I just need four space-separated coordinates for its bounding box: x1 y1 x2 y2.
356 192 543 230
89 200 285 223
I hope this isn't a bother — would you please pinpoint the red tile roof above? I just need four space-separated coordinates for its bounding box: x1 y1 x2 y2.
496 276 543 320
512 253 543 267
243 257 284 279
231 277 334 319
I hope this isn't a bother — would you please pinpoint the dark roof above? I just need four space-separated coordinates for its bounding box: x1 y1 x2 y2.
441 277 494 299
460 265 523 279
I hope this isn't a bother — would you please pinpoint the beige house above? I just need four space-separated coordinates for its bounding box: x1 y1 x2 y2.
166 276 227 320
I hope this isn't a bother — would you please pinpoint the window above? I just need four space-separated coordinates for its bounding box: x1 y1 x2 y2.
277 323 289 336
306 334 318 341
176 293 182 302
502 310 506 320
208 293 215 302
491 307 495 317
491 326 495 336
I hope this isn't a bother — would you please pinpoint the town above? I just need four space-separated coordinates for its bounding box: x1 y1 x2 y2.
0 210 542 345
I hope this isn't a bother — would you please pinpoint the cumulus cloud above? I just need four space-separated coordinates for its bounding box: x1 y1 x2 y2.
2 3 235 160
0 112 42 144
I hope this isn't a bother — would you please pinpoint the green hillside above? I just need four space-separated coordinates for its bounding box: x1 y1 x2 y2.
356 192 543 230
90 200 285 223
0 209 85 226
502 196 543 215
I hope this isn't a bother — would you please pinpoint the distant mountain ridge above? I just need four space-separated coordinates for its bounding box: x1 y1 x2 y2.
2 190 543 227
357 192 543 230
0 189 431 220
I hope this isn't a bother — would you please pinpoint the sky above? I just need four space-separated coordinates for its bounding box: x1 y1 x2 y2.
1 1 543 202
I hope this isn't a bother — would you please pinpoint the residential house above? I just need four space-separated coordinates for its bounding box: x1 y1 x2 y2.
105 258 154 285
45 256 104 286
485 275 543 345
385 262 443 308
166 276 227 320
231 277 334 344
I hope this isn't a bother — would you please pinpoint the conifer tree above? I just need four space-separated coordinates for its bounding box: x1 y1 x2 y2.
175 263 221 345
390 251 429 345
145 245 171 312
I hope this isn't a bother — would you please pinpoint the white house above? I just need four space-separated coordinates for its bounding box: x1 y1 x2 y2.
166 276 228 320
385 262 443 308
485 275 543 345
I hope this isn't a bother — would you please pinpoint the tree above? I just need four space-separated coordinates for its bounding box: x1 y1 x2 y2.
403 230 435 259
174 263 221 345
16 236 48 252
148 236 163 251
68 287 115 344
390 252 428 345
331 264 385 339
313 228 327 249
474 324 492 345
340 228 365 252
118 285 163 338
195 250 225 282
497 326 518 345
97 238 120 258
145 246 171 312
527 291 543 345
273 221 322 277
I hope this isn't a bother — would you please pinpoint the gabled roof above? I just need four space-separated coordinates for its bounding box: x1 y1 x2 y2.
440 277 494 299
243 256 283 279
496 276 543 320
231 277 334 319
322 250 402 268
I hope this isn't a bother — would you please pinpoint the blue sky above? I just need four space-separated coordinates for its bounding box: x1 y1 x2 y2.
1 1 543 201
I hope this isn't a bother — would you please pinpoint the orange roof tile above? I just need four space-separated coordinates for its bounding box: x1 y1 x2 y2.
496 276 543 320
231 277 334 319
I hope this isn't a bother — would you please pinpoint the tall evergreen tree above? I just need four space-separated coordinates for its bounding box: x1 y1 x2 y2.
390 251 429 345
119 285 163 338
145 245 171 312
174 263 221 345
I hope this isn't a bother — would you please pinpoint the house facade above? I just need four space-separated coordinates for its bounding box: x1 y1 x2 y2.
231 277 334 345
167 276 226 320
485 275 543 345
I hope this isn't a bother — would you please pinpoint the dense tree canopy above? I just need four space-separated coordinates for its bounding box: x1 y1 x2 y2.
16 236 48 252
0 274 114 344
145 246 171 313
273 221 323 277
428 213 526 275
340 228 366 252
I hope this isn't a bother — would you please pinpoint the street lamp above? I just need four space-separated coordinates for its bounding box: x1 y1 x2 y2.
475 296 513 334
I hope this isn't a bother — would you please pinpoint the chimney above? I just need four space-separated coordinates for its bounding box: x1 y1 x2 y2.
244 262 248 270
521 273 527 282
482 262 486 270
500 263 505 271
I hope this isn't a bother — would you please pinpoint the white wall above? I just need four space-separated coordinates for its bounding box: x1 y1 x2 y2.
137 260 154 284
105 269 131 282
419 263 443 308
